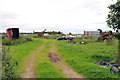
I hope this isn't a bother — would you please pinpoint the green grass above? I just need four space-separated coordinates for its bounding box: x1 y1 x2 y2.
5 38 43 75
37 61 64 78
36 40 65 78
4 37 119 78
56 38 119 78
5 38 65 78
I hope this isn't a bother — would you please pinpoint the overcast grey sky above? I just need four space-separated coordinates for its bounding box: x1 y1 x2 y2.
0 0 117 34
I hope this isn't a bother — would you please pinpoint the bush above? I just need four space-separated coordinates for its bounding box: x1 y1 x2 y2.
2 36 33 46
2 35 5 39
25 37 33 41
2 47 19 79
33 36 38 38
2 38 13 46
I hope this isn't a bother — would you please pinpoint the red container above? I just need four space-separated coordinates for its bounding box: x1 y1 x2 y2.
6 28 20 39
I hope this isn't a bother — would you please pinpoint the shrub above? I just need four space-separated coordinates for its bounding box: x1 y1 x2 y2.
25 37 33 41
2 47 19 79
2 36 33 46
2 38 13 46
33 36 38 38
2 35 5 39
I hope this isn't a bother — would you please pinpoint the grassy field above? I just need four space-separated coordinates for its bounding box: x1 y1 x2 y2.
56 37 119 78
6 38 43 74
2 36 119 79
4 38 65 78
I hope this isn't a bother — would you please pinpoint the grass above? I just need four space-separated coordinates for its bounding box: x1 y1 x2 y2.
36 61 65 78
56 38 119 78
36 39 65 78
2 36 33 46
5 38 65 78
5 38 43 75
3 36 119 78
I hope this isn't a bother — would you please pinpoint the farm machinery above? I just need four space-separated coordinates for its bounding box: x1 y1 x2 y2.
98 32 112 41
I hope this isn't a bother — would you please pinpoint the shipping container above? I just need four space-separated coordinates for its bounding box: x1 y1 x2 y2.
6 28 20 39
84 31 100 36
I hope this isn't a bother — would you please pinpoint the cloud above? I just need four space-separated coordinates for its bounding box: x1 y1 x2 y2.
0 0 117 33
1 13 19 20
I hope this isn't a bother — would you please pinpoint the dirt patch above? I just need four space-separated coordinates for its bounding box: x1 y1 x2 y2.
49 53 84 78
48 53 61 63
49 53 85 78
48 40 85 79
56 62 85 78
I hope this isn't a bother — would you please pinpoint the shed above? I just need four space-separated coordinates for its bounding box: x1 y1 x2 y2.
6 28 20 39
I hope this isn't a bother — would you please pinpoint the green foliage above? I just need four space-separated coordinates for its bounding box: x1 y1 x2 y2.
2 34 5 39
8 38 43 67
67 36 98 44
113 50 119 63
2 47 19 79
2 36 33 46
107 2 120 79
106 1 120 30
36 61 64 78
25 37 32 41
3 38 43 78
106 39 114 45
33 36 38 38
41 36 59 39
91 54 114 62
35 40 65 78
56 39 118 78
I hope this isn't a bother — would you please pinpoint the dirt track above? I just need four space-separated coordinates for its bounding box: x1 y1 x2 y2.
20 40 84 79
49 40 84 78
20 41 45 78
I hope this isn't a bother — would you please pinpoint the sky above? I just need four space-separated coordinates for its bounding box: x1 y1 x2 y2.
0 0 117 34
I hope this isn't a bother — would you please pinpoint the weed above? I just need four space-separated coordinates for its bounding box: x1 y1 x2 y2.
56 38 118 78
2 47 19 79
2 36 33 46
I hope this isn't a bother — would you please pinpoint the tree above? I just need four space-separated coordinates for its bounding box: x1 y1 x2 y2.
106 1 120 78
69 32 72 35
58 31 61 34
106 1 120 30
109 30 113 35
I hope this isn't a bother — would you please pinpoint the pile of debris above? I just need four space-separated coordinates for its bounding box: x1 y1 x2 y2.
95 61 120 74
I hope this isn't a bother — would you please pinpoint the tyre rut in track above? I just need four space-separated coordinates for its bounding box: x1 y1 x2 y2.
48 40 85 79
20 42 46 78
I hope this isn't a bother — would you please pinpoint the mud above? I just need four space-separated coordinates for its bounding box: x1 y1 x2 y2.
48 53 61 63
